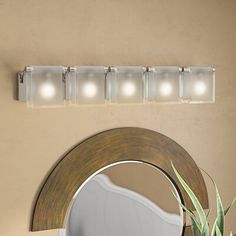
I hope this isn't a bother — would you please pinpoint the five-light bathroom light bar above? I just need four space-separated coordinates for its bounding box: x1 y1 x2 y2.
18 66 215 107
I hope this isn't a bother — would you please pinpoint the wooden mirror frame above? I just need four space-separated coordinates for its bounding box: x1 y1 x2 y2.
31 127 209 235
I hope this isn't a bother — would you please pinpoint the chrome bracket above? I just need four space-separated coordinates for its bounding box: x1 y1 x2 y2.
18 71 27 102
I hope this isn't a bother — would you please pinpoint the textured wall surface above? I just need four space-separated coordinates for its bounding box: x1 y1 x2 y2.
0 0 235 235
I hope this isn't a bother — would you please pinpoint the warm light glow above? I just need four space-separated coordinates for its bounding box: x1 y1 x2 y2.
82 82 98 98
39 82 56 99
121 81 136 97
159 82 173 96
194 81 207 96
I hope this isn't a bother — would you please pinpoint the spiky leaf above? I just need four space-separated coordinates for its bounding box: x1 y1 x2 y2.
211 219 217 236
171 189 201 231
215 225 222 236
202 220 210 236
224 197 236 216
191 217 201 236
201 169 224 235
171 162 209 235
216 185 224 234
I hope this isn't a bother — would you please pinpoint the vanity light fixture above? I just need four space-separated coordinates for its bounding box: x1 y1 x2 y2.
18 66 66 107
66 66 108 104
146 66 182 103
106 66 146 103
182 67 215 103
18 65 215 107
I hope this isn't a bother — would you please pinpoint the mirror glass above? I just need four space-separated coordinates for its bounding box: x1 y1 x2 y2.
65 161 184 236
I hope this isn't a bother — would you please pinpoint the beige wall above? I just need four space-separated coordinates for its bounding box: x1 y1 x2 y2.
0 0 235 235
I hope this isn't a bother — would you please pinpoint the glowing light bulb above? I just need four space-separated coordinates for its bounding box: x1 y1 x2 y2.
83 82 97 98
194 81 206 96
159 82 173 96
39 82 56 99
121 81 136 97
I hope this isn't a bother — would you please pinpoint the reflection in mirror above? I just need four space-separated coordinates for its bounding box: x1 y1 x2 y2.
65 162 184 236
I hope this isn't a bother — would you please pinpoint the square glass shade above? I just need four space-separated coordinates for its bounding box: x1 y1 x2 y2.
26 66 66 107
182 67 215 103
146 67 181 103
66 66 107 104
107 66 145 103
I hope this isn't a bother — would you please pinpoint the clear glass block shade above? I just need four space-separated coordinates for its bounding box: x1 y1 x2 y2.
182 67 215 103
146 67 181 103
26 66 66 107
66 67 107 104
107 67 145 103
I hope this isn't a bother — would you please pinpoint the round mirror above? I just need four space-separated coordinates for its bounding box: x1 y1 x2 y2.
65 161 184 236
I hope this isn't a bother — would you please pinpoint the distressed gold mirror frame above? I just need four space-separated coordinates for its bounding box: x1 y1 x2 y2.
31 127 208 234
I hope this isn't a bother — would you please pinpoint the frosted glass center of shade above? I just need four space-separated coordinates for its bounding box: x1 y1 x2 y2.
39 82 56 99
194 81 206 96
121 81 136 97
82 82 97 98
159 82 173 96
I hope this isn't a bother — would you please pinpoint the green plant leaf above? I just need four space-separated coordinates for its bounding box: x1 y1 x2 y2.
191 217 201 236
206 209 211 218
171 162 209 235
215 225 222 236
171 189 201 231
211 219 217 236
202 220 210 236
201 169 224 235
216 185 224 234
224 197 236 216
